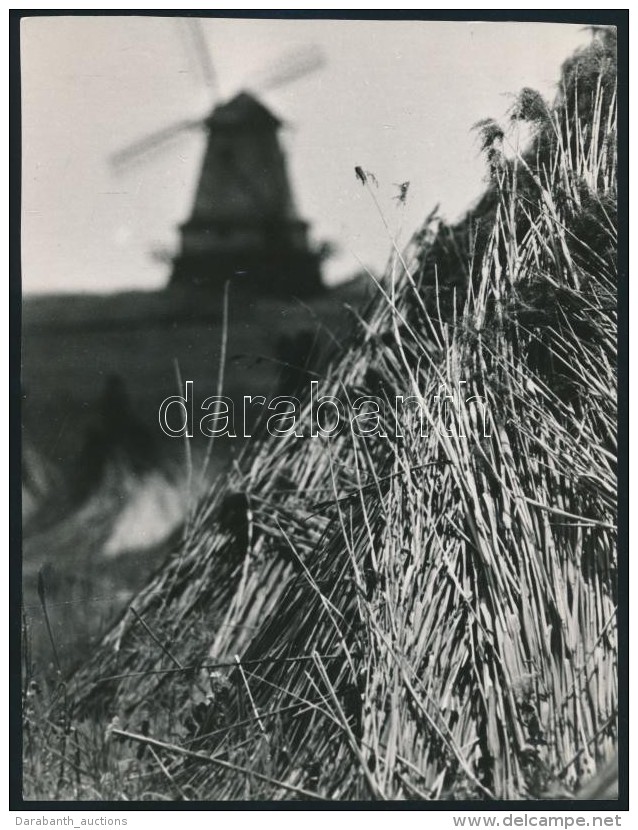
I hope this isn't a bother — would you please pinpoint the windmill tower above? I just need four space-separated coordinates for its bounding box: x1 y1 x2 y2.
172 91 320 293
111 23 323 297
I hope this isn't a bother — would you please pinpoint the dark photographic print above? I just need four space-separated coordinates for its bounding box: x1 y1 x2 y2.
15 13 625 807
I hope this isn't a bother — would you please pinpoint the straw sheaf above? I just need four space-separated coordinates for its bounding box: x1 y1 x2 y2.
67 46 618 800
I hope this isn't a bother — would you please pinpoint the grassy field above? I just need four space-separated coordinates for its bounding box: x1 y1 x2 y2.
22 280 369 468
22 30 619 802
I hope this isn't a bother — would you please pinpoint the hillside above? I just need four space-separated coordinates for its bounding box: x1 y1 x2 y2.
21 276 372 674
23 277 371 469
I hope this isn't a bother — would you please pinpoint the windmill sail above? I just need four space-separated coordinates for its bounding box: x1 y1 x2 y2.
250 43 325 93
110 118 203 170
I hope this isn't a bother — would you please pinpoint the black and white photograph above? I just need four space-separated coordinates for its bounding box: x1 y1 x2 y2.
12 11 627 808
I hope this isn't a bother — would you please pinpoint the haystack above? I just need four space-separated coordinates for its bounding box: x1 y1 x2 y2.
65 31 618 801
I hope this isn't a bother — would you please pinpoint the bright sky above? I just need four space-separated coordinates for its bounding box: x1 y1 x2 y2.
20 16 591 294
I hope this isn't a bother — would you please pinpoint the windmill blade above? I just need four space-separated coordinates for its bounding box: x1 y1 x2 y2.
110 118 204 171
182 18 219 98
251 44 325 94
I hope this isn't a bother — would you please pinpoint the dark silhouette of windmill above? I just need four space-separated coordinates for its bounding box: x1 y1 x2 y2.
111 21 324 296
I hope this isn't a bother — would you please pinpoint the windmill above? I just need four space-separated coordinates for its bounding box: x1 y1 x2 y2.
111 20 325 296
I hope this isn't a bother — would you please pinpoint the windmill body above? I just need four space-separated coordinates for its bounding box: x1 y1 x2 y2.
111 27 326 297
170 92 321 295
